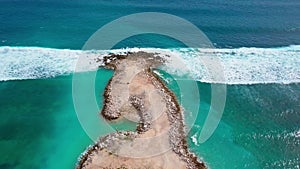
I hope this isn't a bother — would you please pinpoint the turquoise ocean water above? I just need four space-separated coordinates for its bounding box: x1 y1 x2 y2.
0 0 299 169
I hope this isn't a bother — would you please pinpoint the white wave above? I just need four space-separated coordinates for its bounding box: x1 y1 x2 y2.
191 133 199 146
264 157 300 169
0 47 78 81
0 46 299 84
292 129 300 138
162 46 300 84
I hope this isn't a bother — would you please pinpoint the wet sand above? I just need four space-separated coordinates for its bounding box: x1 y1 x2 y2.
76 52 206 169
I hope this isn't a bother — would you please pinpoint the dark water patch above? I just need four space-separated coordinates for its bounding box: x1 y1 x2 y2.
1 0 299 48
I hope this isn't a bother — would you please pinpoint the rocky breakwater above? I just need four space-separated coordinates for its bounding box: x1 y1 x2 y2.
76 52 206 169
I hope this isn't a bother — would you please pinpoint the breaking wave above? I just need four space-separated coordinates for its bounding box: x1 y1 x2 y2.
0 46 299 84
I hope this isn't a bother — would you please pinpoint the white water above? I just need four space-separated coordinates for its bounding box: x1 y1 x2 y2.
0 46 299 84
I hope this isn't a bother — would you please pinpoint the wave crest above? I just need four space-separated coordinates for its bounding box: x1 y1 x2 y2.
0 46 299 84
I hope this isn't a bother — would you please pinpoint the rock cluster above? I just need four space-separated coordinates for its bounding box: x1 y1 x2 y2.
101 78 121 120
77 131 137 169
129 95 152 133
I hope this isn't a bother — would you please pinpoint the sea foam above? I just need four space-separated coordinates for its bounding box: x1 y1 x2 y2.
0 46 299 84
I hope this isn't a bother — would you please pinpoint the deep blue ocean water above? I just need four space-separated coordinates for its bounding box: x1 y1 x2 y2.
0 0 299 169
0 0 300 48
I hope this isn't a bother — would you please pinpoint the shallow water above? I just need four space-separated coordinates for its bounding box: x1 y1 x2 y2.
0 69 118 169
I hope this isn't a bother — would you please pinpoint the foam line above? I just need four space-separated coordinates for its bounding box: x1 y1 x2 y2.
0 46 299 84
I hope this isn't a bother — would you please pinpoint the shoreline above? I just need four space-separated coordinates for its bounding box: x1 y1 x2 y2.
76 52 206 169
